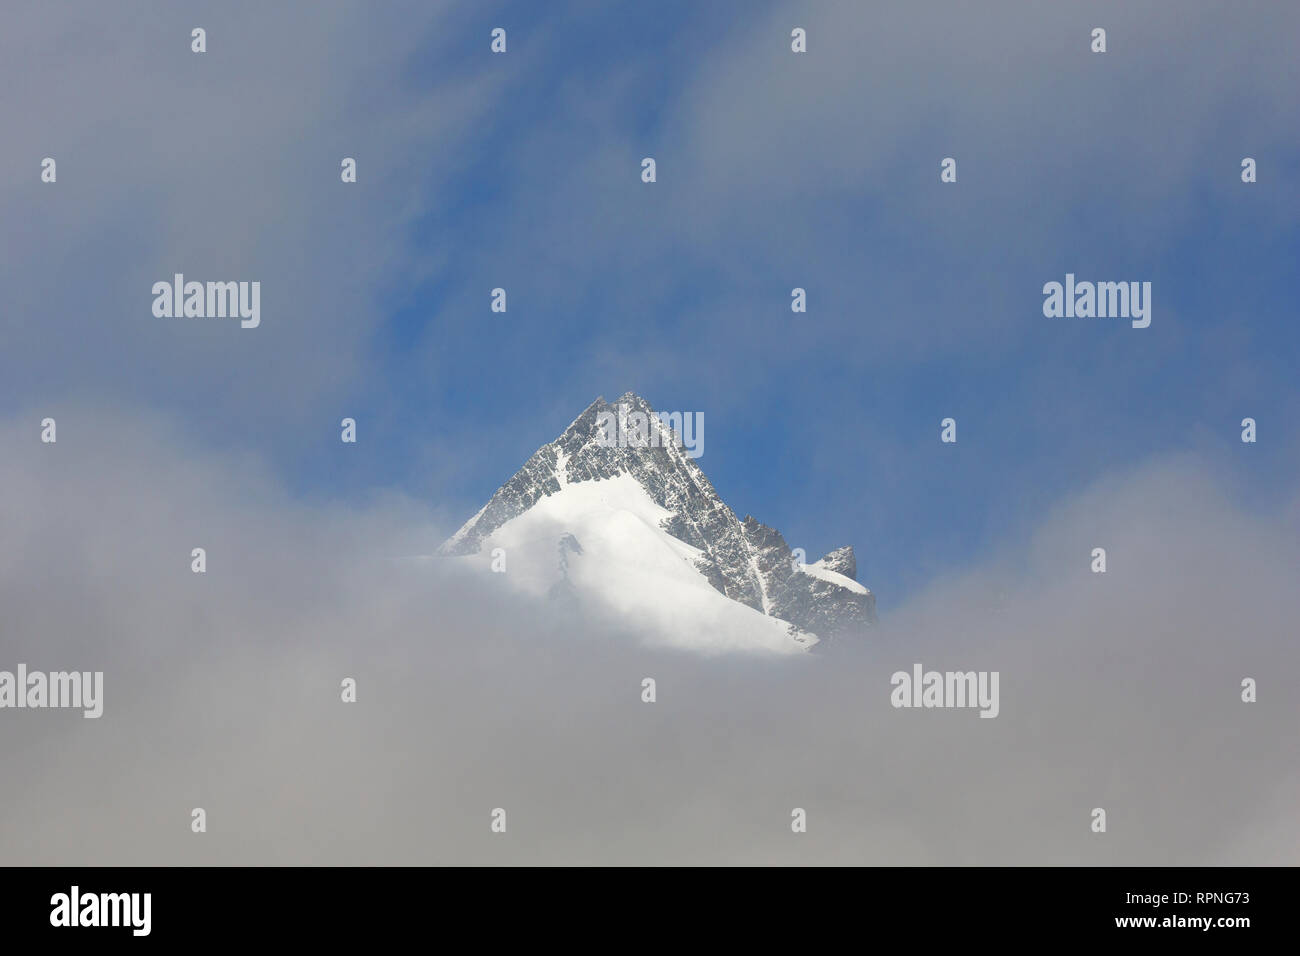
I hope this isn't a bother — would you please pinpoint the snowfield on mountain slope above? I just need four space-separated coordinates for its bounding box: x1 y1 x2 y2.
450 474 816 655
800 559 870 595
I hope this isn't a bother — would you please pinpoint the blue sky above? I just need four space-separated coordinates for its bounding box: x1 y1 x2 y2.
3 0 1297 610
341 0 1300 607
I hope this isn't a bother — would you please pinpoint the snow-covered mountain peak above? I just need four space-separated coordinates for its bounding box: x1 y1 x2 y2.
440 394 875 652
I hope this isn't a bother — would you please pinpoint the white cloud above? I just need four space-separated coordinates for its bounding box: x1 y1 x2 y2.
0 407 1294 863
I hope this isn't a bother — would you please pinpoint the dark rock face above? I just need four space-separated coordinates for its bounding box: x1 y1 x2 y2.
817 545 857 581
442 392 875 641
740 517 876 640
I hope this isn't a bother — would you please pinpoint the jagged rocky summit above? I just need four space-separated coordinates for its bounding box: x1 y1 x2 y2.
441 392 875 650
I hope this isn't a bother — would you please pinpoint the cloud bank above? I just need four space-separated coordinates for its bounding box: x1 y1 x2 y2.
1 407 1294 864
